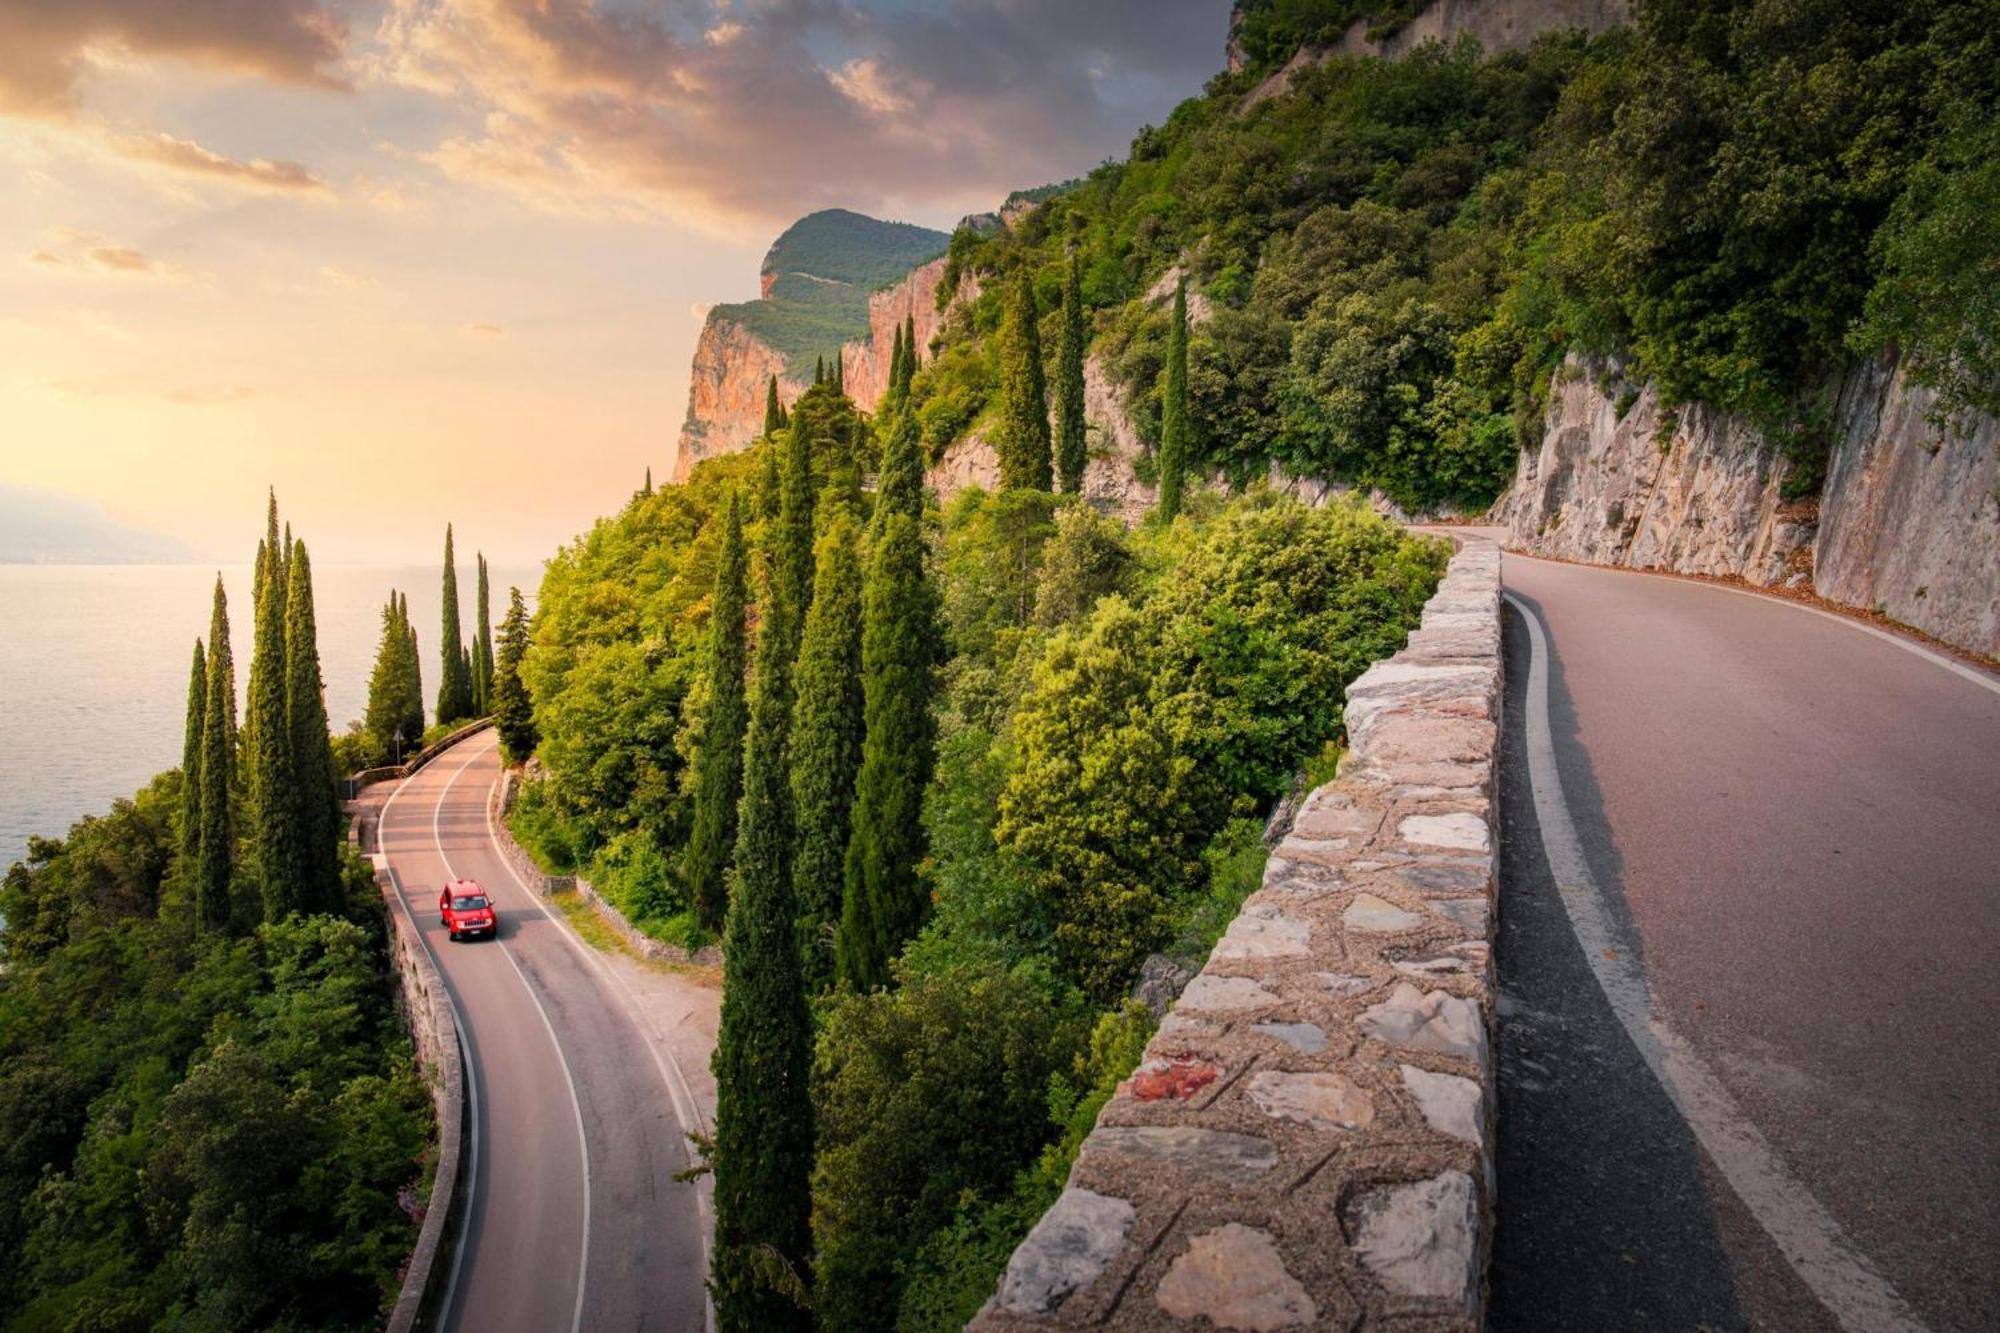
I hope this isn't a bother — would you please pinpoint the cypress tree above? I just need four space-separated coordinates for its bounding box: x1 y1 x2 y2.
1158 276 1191 521
285 541 341 913
903 313 918 379
399 593 425 749
832 351 844 396
179 638 207 864
643 467 654 497
1055 249 1088 494
494 587 539 763
788 508 864 989
997 268 1052 490
774 414 817 635
763 375 787 436
814 354 825 386
365 593 409 764
248 531 298 923
756 438 783 525
887 324 906 410
474 553 494 715
836 412 940 989
437 525 472 724
196 576 236 934
685 493 750 933
711 492 814 1333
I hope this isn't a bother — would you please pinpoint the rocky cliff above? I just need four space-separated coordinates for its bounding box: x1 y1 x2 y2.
1496 357 1999 657
837 256 953 413
672 209 947 480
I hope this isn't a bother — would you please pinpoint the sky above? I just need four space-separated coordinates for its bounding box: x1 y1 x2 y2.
0 0 1231 564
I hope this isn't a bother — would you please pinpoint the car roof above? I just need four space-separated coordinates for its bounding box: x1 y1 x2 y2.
446 879 485 893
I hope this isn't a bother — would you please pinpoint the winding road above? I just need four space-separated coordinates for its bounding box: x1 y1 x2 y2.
368 733 713 1333
1486 545 2000 1332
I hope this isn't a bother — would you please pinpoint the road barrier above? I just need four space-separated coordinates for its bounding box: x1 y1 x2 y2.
343 717 495 799
973 533 1505 1332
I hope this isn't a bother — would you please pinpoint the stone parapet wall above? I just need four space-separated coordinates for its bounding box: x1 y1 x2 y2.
373 855 467 1333
972 534 1503 1332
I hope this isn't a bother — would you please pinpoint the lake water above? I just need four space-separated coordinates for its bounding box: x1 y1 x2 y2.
0 563 541 870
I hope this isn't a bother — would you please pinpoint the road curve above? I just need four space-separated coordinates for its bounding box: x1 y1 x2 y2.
372 734 708 1333
1488 551 2000 1332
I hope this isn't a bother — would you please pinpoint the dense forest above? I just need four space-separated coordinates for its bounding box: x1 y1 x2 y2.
512 336 1444 1325
0 501 431 1330
911 0 1995 507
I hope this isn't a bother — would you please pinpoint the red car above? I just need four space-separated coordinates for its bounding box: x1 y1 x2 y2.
439 880 497 941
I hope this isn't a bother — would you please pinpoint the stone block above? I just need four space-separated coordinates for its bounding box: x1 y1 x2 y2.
1155 1224 1317 1330
994 1186 1135 1315
1346 1172 1480 1309
1247 1070 1377 1130
1359 983 1488 1066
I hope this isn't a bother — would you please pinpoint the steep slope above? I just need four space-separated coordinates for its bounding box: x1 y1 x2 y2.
673 209 946 480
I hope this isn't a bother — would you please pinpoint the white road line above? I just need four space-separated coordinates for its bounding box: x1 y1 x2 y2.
1505 590 1928 1333
431 744 593 1333
476 757 717 1333
1504 549 2000 697
377 768 480 1331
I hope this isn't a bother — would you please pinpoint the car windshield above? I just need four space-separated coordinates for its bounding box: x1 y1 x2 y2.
451 895 489 911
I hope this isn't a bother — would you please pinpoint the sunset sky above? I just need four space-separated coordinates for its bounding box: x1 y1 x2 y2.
0 0 1227 563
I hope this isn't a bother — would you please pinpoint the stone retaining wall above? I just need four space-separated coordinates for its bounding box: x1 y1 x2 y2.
972 534 1503 1332
347 718 495 796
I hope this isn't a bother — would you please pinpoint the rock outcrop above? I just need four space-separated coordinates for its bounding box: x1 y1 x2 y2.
673 318 801 482
838 256 952 412
1496 357 1999 657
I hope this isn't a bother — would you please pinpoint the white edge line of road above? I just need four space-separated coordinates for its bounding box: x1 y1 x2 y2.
1505 590 1930 1333
1502 548 2000 698
376 768 481 1331
433 744 594 1333
475 743 717 1333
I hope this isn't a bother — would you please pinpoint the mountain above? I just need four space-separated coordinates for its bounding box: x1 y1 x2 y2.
673 209 947 479
0 485 194 563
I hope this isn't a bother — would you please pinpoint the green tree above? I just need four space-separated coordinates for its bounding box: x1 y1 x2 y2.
179 637 207 864
399 593 424 743
493 586 539 764
788 508 864 989
473 553 494 715
836 415 940 990
1054 250 1088 493
764 374 788 436
247 528 298 923
711 498 814 1332
996 269 1052 490
811 963 1088 1327
1157 275 1190 520
1033 501 1132 629
436 525 473 724
773 414 817 638
196 577 236 935
364 592 415 765
285 541 341 914
685 493 750 933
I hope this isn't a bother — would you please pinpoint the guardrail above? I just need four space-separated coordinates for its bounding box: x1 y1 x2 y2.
973 533 1504 1331
344 718 495 798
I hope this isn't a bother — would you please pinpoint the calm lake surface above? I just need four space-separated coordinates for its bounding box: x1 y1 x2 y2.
0 563 541 870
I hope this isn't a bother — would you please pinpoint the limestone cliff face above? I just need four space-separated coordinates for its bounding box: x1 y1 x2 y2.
1496 357 1999 657
1239 0 1630 107
838 257 952 413
671 317 801 483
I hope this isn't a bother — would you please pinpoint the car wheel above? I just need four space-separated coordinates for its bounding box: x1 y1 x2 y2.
448 928 459 941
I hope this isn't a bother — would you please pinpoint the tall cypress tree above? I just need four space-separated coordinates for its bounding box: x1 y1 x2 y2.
1158 275 1191 521
814 354 825 386
997 268 1052 490
711 490 814 1332
904 313 918 373
494 587 539 763
365 593 407 764
179 638 207 864
832 351 844 396
196 577 236 934
685 493 750 933
788 508 864 989
763 375 788 436
473 553 494 715
836 410 940 989
756 439 783 525
286 540 341 913
1055 249 1089 494
437 525 472 724
248 529 298 923
400 593 425 751
774 414 817 635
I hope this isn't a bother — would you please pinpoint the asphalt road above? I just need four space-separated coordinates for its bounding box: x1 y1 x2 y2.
373 734 709 1333
1488 551 2000 1332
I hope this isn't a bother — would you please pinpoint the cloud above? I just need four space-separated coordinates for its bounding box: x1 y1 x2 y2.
24 232 183 278
371 0 1228 228
109 130 327 192
0 0 350 116
52 379 252 404
464 322 503 335
320 264 378 289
